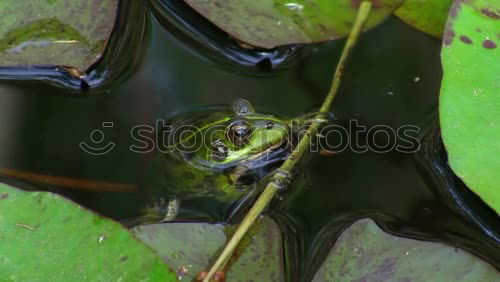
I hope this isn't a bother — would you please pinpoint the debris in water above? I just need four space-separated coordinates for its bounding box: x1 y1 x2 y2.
320 150 336 157
16 223 36 231
214 271 226 281
63 66 85 79
196 272 207 281
284 3 304 12
177 266 188 280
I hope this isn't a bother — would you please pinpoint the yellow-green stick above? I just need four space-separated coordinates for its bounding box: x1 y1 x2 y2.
203 2 373 281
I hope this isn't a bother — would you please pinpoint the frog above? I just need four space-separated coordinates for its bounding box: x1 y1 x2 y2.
133 99 296 225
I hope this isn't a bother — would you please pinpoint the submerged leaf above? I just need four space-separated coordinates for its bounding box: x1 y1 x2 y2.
395 0 453 37
0 183 176 281
181 0 403 48
0 0 118 72
132 216 285 281
313 219 499 281
439 0 500 213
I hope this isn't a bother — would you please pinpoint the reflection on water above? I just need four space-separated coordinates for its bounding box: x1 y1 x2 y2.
0 85 21 166
0 0 147 91
149 0 313 73
0 1 498 280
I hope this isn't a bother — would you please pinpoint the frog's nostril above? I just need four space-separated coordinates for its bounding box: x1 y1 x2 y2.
211 139 228 161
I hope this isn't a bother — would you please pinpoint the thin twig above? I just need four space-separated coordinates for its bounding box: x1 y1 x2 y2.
0 167 136 192
203 2 373 281
16 223 37 231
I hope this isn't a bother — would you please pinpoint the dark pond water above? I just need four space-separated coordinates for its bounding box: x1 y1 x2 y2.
0 0 498 280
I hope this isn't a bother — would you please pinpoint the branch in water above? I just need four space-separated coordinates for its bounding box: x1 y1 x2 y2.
0 167 136 192
202 2 373 281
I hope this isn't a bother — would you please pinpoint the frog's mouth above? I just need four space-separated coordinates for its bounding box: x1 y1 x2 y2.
238 134 290 167
225 136 291 186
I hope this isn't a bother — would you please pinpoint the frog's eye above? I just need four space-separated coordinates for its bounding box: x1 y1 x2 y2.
227 120 252 146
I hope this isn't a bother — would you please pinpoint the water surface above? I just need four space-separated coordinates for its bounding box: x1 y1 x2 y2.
0 2 498 280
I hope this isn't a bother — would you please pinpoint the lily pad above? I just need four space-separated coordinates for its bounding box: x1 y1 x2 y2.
132 216 285 281
182 0 403 48
0 182 176 281
439 0 500 213
394 0 453 37
313 219 499 281
0 0 118 72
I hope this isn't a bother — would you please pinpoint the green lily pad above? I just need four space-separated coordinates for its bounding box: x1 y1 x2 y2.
313 219 499 281
394 0 453 37
0 0 118 72
0 182 176 281
439 0 500 213
182 0 403 48
132 216 285 281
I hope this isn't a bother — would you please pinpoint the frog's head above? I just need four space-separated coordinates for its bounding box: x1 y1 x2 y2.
134 100 294 224
171 99 290 177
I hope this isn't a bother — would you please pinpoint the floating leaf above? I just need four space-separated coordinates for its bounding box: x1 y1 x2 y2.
394 0 453 37
0 183 176 281
181 0 403 48
0 0 119 72
313 219 499 281
439 0 500 213
132 216 285 281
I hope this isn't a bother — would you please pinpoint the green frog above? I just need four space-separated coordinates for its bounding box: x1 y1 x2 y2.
135 99 295 224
